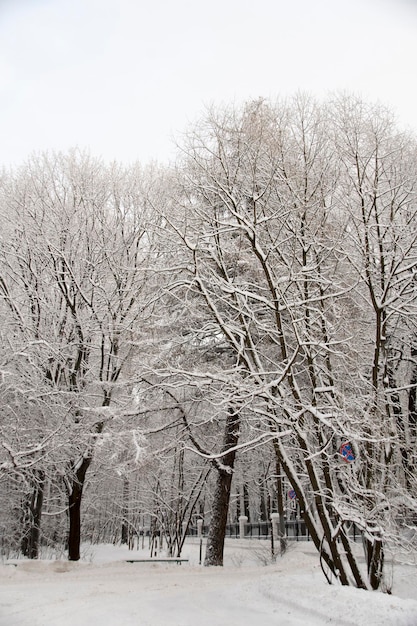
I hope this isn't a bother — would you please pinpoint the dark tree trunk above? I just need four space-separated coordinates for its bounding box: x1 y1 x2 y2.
68 457 92 561
243 482 250 519
121 477 129 545
204 468 234 566
204 408 239 566
408 343 417 439
364 535 384 590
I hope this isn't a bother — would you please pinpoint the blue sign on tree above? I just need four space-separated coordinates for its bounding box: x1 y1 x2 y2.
340 442 355 463
288 488 296 500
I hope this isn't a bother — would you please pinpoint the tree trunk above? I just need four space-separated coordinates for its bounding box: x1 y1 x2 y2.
67 456 92 561
364 534 384 590
121 476 129 545
275 460 287 555
204 408 239 566
408 342 417 440
243 482 250 519
21 471 45 559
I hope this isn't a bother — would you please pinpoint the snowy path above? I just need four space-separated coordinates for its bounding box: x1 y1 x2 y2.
1 541 417 626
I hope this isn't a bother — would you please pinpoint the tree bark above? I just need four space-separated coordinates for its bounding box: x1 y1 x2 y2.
204 408 239 566
21 471 45 559
275 460 287 555
364 534 384 590
121 476 129 545
68 456 92 561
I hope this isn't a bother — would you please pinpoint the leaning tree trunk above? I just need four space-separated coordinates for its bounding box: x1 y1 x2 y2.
204 407 239 566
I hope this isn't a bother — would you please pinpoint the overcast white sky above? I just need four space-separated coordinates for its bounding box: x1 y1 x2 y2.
0 0 416 167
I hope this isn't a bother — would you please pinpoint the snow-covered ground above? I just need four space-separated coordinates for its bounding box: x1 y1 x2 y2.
1 538 417 626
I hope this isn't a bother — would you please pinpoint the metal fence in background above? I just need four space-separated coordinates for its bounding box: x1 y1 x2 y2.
186 520 361 542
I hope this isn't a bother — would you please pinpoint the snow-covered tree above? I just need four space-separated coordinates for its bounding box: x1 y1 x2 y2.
162 96 417 588
0 151 161 559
